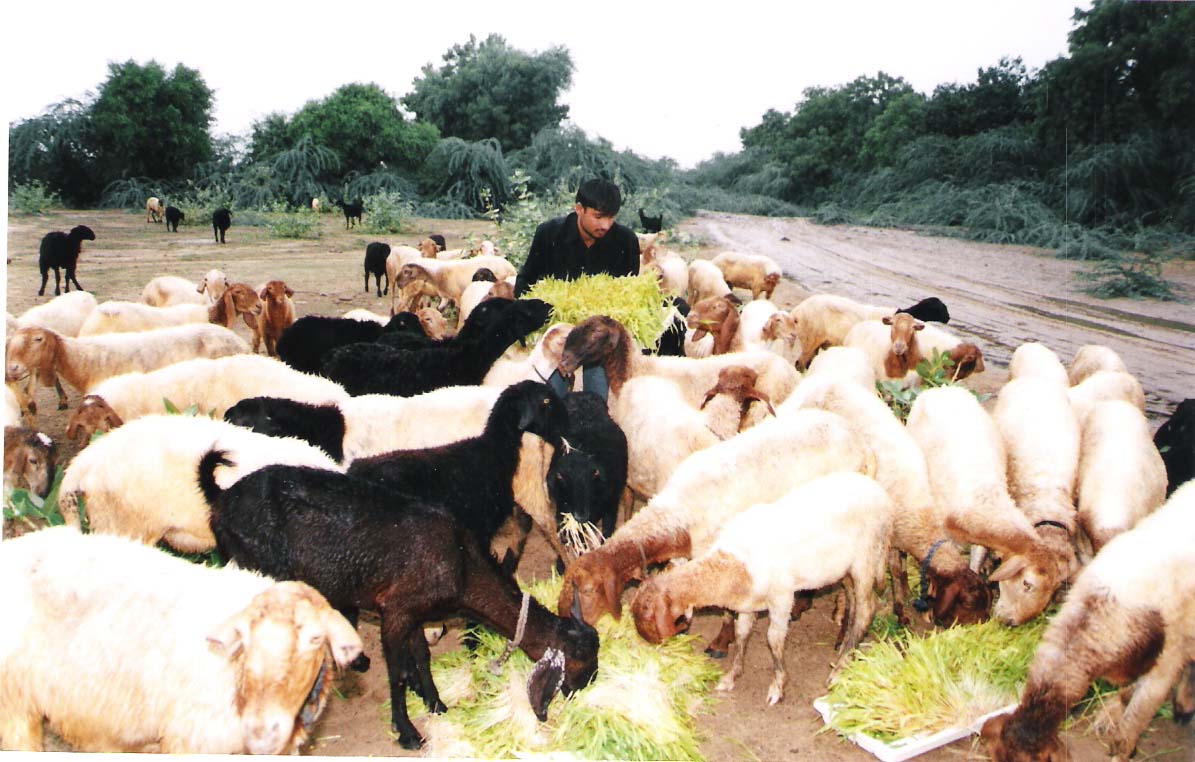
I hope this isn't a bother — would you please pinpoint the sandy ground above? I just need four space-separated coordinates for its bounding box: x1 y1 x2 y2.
3 209 1194 761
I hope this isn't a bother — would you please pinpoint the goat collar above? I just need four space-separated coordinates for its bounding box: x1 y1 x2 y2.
911 539 949 613
1034 519 1070 534
488 591 532 674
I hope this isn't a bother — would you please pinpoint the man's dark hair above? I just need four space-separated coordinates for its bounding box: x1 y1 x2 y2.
575 178 623 215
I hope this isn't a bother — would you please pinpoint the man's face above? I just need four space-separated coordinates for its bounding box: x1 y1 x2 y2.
575 203 616 242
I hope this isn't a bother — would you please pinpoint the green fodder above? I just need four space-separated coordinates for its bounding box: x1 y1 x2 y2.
3 466 71 531
525 273 673 351
9 181 63 214
402 575 722 760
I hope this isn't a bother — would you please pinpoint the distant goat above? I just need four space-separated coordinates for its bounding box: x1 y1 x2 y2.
336 200 363 229
165 206 184 232
364 243 390 297
638 208 663 233
212 209 232 244
37 225 95 296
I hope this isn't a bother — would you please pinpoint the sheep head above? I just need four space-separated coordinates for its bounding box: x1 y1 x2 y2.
503 380 568 447
417 238 439 258
205 581 362 755
948 342 985 380
222 283 264 323
66 395 124 443
762 272 781 296
558 315 631 394
260 280 294 305
925 566 992 626
981 709 1068 762
395 263 432 289
415 308 452 340
989 535 1079 626
686 296 739 355
470 267 498 283
701 365 776 418
5 327 60 385
558 550 622 625
761 311 799 348
630 580 689 644
198 269 229 300
69 225 96 243
3 428 56 496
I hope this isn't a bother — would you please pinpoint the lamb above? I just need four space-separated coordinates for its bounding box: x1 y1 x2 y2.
638 208 663 233
981 481 1195 762
13 290 98 337
363 242 390 297
1076 399 1167 553
0 526 362 754
254 280 296 356
335 199 363 229
198 268 230 303
781 375 992 627
1067 369 1146 422
685 296 740 355
146 196 164 223
78 284 263 336
557 407 875 625
3 426 56 497
549 391 630 539
320 297 552 397
58 413 344 552
198 453 599 749
5 323 249 414
711 251 782 301
163 205 184 232
1155 398 1194 497
394 256 517 309
64 354 348 443
415 307 453 340
483 322 573 388
37 224 95 295
632 472 893 702
1068 344 1128 385
687 259 734 305
735 299 800 366
1008 340 1068 386
906 386 1074 627
212 208 232 244
611 366 776 502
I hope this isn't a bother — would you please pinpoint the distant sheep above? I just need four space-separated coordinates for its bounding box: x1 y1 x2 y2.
1155 398 1195 497
255 280 296 356
638 208 663 233
895 297 950 324
336 199 363 229
37 224 95 296
146 196 164 223
363 242 390 297
212 209 232 244
711 252 782 301
13 291 98 337
164 205 184 232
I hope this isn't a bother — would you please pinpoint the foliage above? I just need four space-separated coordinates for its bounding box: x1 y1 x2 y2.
486 170 572 269
343 169 419 203
1080 254 1177 300
267 208 322 239
361 191 413 234
3 467 73 531
8 98 103 206
421 137 511 211
813 202 857 226
270 134 340 207
403 34 574 152
8 181 63 214
525 273 673 351
877 350 987 422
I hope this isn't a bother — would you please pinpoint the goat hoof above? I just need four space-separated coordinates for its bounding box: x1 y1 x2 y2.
429 699 448 714
58 402 68 410
393 730 424 750
704 647 727 659
349 653 371 672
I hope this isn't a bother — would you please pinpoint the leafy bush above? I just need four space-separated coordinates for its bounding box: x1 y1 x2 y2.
268 209 322 239
421 137 511 211
9 181 63 214
814 202 858 225
362 191 413 234
878 350 988 422
99 177 165 210
1080 255 1177 300
487 171 572 269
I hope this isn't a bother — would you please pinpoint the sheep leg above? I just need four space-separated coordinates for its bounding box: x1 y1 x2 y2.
379 612 425 749
889 550 910 626
704 614 736 658
53 376 69 410
53 268 62 296
831 574 876 681
716 611 756 693
37 268 50 296
0 711 43 751
765 595 795 706
1110 652 1187 761
67 268 82 293
383 274 389 296
406 629 447 713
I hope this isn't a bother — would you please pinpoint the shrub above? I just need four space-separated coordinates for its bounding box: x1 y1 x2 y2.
362 190 413 234
878 350 987 422
814 202 858 226
268 209 321 239
8 181 63 214
1080 255 1177 300
487 170 572 269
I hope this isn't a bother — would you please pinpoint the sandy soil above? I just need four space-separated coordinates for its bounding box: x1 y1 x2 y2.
4 209 1193 761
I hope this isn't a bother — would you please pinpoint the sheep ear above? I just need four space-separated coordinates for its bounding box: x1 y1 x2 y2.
914 322 925 331
882 315 893 325
258 286 268 299
746 390 777 417
605 573 622 621
527 648 566 722
207 616 247 659
570 590 585 624
197 281 207 294
285 286 295 298
931 578 960 624
988 555 1029 583
654 591 674 643
321 609 364 668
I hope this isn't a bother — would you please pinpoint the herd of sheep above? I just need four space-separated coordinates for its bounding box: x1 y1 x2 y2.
2 209 1194 759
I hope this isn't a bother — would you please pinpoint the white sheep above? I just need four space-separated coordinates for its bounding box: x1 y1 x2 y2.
735 299 800 365
145 196 164 223
642 248 688 298
687 259 734 305
64 354 347 443
0 526 362 754
142 275 209 307
804 346 877 390
711 251 782 301
790 293 892 368
1008 341 1069 386
60 414 345 552
457 278 514 328
3 385 26 428
631 472 893 703
906 386 1070 626
79 284 262 336
384 246 424 311
198 268 230 303
13 290 98 337
5 324 250 415
1067 369 1146 422
1068 343 1129 386
843 316 925 386
483 322 573 389
1076 399 1168 553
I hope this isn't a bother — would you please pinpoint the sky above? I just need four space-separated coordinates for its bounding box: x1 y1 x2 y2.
1 1 1088 169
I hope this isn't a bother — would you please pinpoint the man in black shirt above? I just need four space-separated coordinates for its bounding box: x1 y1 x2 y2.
515 179 640 399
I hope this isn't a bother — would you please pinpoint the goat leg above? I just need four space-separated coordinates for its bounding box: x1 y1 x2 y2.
704 614 735 659
406 629 446 713
379 613 424 749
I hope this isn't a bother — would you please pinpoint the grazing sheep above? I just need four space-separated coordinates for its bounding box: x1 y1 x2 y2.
59 414 345 552
790 293 892 368
415 307 453 340
79 284 262 336
164 205 184 232
1155 398 1195 497
0 526 362 754
735 300 801 366
64 354 348 444
910 323 986 381
254 280 296 356
1008 341 1068 386
5 324 249 414
1076 399 1168 553
199 451 599 749
3 426 56 497
37 224 95 296
685 296 741 355
981 481 1195 762
335 199 363 229
711 252 782 301
632 472 893 702
557 408 874 625
1067 369 1146 422
843 313 926 384
1068 344 1129 386
394 256 517 310
687 259 734 308
364 242 391 297
13 290 98 337
212 208 232 244
146 196 164 223
638 208 663 233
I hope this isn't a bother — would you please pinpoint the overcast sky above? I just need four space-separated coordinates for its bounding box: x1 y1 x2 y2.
2 1 1087 169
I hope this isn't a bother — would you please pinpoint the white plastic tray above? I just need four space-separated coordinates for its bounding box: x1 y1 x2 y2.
813 697 1016 762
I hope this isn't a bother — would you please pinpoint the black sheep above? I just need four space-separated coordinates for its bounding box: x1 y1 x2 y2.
224 396 346 463
548 392 628 539
896 296 950 324
348 380 568 547
638 208 663 233
164 205 184 232
197 452 598 749
364 242 391 297
651 295 690 357
276 315 386 374
211 208 232 244
37 224 95 296
1155 398 1195 497
320 297 551 397
336 199 364 229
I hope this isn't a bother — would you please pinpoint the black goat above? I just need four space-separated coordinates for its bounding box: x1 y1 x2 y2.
212 208 232 244
37 224 95 296
198 452 598 749
225 396 347 463
651 296 690 357
364 242 391 297
336 199 364 229
320 298 552 396
1155 398 1195 497
276 315 386 374
164 205 184 232
896 296 950 324
548 392 628 539
638 208 663 233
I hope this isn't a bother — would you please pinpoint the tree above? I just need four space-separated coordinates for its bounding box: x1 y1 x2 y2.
9 98 103 206
402 34 574 152
88 60 215 183
924 57 1031 138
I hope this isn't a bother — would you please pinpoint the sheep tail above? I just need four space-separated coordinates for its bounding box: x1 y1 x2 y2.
197 448 236 506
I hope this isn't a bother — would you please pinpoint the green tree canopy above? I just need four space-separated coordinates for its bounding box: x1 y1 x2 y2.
402 34 574 152
88 60 215 183
9 99 102 206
